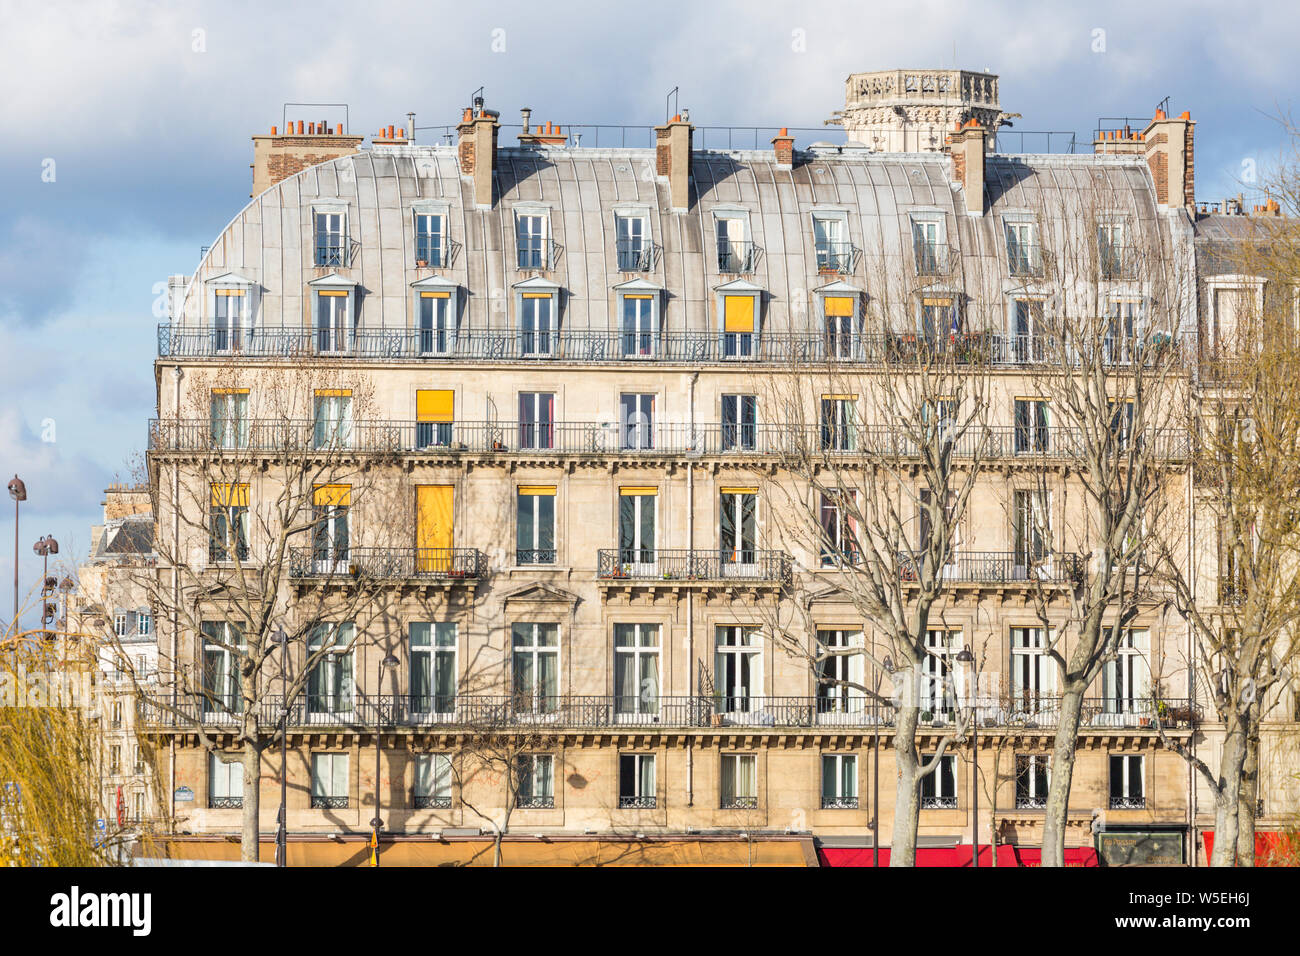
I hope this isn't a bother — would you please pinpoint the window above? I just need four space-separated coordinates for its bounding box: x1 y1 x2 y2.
1098 222 1126 279
721 293 757 357
1109 399 1136 451
822 294 857 359
719 487 758 571
921 297 960 346
209 753 243 809
913 219 945 275
617 487 656 567
1106 300 1143 364
816 630 865 718
1102 630 1150 717
920 754 957 808
111 700 123 728
614 624 660 718
133 745 144 773
307 623 354 717
919 629 957 719
114 613 129 637
209 483 249 563
1013 489 1050 571
209 389 249 449
615 215 650 272
715 626 762 714
109 745 121 775
512 623 559 715
720 754 758 808
721 394 757 452
1211 286 1250 355
313 389 353 449
314 289 351 353
1110 755 1145 809
819 491 859 566
516 214 549 270
414 213 446 267
820 395 855 451
314 212 346 266
813 215 851 273
821 754 858 808
1011 627 1054 710
518 392 555 450
620 393 655 450
716 216 751 273
1011 299 1045 363
410 623 457 716
416 291 453 354
1015 754 1050 809
620 294 657 358
619 754 656 808
917 488 960 574
1014 398 1050 454
414 754 453 809
516 754 555 808
519 293 555 355
213 289 247 352
1005 221 1040 276
311 485 350 573
517 486 556 564
415 389 453 448
200 621 243 716
310 753 349 809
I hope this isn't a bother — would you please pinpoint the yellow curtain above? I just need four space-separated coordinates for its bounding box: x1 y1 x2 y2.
419 291 450 299
318 290 348 297
315 388 352 398
723 296 755 333
210 483 249 507
718 486 758 495
824 296 854 317
416 485 454 572
518 485 557 496
312 484 351 507
416 390 454 423
214 289 245 297
211 388 249 395
619 486 658 496
821 394 858 401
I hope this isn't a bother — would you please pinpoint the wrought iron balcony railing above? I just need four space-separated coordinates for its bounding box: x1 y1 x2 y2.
815 241 857 274
722 796 759 809
597 548 792 584
516 240 563 271
516 795 555 809
310 796 349 809
894 550 1086 585
921 795 958 809
820 796 859 810
616 239 659 273
1007 242 1044 277
716 240 760 274
913 241 951 276
286 546 485 581
314 239 361 268
1109 796 1146 810
208 796 243 810
617 795 657 809
413 794 453 810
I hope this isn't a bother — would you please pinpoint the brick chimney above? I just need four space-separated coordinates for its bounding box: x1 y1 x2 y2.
1093 126 1145 156
771 128 795 170
946 118 986 216
457 103 501 210
518 113 569 147
654 114 694 213
250 121 364 198
1142 109 1195 211
371 124 411 145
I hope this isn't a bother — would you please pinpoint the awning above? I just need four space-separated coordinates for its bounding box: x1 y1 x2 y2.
817 844 1099 867
1202 829 1300 866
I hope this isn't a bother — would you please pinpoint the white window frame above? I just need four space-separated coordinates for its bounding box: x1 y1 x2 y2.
613 623 661 718
516 753 555 807
920 754 958 808
1110 754 1145 808
410 622 457 717
516 486 557 565
209 752 243 807
1015 754 1050 809
414 753 453 808
513 279 560 357
821 753 858 808
308 275 357 355
714 280 763 359
618 753 657 808
206 275 259 353
713 210 752 273
511 623 560 716
1010 627 1055 709
514 208 551 270
715 625 763 715
313 209 348 267
720 753 758 808
1102 629 1150 720
910 213 947 274
816 282 863 360
811 210 851 273
616 283 660 359
310 752 349 808
410 276 459 356
306 622 355 719
412 205 448 268
613 208 652 273
815 629 865 721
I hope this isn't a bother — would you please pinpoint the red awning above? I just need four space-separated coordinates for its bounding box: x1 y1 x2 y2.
1202 829 1300 866
818 845 1098 867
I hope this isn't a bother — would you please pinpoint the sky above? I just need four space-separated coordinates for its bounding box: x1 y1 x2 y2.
0 0 1297 629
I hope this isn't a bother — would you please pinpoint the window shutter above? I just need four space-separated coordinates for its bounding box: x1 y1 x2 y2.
210 483 249 507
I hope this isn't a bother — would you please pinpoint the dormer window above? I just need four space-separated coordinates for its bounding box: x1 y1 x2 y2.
715 214 754 273
514 278 560 357
615 213 652 272
812 213 852 274
411 276 459 356
516 211 551 270
1098 222 1127 279
308 275 357 355
715 281 762 359
414 213 446 267
314 211 347 267
1004 220 1041 277
816 282 862 361
206 274 258 354
911 217 947 275
920 296 960 346
614 279 660 359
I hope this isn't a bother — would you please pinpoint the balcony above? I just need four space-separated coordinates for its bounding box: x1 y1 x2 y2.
618 795 657 809
815 241 858 275
820 796 859 810
1109 796 1146 810
597 549 792 585
616 239 659 273
208 796 242 810
314 239 360 268
921 795 957 809
413 794 453 810
286 547 485 582
516 240 562 272
310 796 348 809
894 551 1086 586
414 237 461 269
913 241 951 276
717 240 760 274
721 796 759 809
1007 242 1044 277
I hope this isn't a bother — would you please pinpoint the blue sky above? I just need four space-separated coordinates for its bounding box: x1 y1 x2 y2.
1 0 1297 628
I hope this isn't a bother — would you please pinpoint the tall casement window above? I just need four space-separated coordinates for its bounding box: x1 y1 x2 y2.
209 388 249 449
617 487 656 568
311 484 350 574
313 388 352 449
414 754 453 809
721 394 757 452
208 753 243 809
1014 398 1051 454
918 488 959 572
414 212 446 267
1013 489 1050 571
516 485 556 565
919 629 957 718
920 754 957 808
720 754 758 809
1004 220 1041 276
1109 755 1145 809
314 289 351 353
620 293 657 358
820 394 856 451
200 621 243 715
821 754 858 809
310 753 349 809
719 487 758 570
619 754 656 808
417 291 453 354
721 293 757 357
1102 630 1150 717
620 392 655 451
512 623 559 715
518 392 555 450
1210 285 1253 355
613 624 661 718
1098 222 1126 279
1108 398 1136 451
515 213 549 270
1015 755 1050 809
410 623 457 716
920 296 960 345
415 485 454 574
518 292 556 356
819 490 859 566
615 214 650 272
912 218 944 275
816 629 865 718
1106 299 1144 364
415 389 454 448
515 754 555 808
307 623 355 717
1011 627 1054 710
715 625 762 714
212 288 246 352
1011 298 1045 364
209 483 249 563
813 215 850 273
822 293 857 359
715 216 750 273
314 212 346 266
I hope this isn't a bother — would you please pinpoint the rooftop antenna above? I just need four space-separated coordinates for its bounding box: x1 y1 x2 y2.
407 112 416 144
666 86 679 122
1156 95 1171 116
469 86 485 115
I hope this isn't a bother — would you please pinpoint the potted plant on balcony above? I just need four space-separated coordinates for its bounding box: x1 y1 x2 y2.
416 258 428 268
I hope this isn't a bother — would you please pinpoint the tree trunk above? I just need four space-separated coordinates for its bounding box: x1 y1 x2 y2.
241 736 261 863
1041 685 1085 867
890 704 922 867
1211 722 1248 866
1235 729 1259 867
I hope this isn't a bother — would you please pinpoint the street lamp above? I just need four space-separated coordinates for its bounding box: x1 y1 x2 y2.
955 644 979 867
371 652 399 866
271 627 289 868
32 536 58 640
8 476 26 628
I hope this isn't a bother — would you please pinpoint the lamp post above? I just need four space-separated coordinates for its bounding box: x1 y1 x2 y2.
955 644 979 867
8 476 26 630
271 627 289 868
371 652 399 866
32 536 58 640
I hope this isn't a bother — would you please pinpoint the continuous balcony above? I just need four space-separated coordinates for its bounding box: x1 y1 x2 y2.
597 549 792 586
286 546 485 582
891 550 1086 586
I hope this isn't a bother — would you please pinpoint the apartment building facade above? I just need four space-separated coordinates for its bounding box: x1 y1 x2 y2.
136 70 1248 865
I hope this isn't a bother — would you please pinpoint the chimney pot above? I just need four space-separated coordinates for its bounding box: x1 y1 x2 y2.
271 125 277 136
297 120 304 135
337 123 343 135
